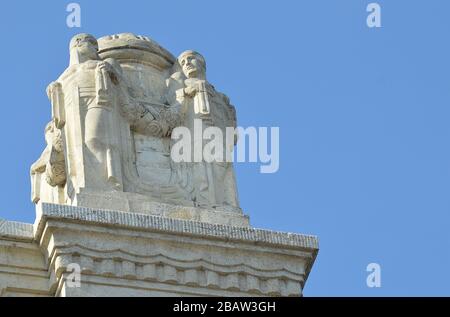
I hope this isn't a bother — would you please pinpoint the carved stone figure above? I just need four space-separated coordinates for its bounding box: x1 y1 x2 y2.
30 120 66 204
31 33 247 227
68 33 123 191
166 51 239 211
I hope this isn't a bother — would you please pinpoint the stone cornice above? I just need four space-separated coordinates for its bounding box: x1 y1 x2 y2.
0 220 33 241
35 203 319 251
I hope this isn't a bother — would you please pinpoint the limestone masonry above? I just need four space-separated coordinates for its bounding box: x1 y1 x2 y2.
0 33 318 296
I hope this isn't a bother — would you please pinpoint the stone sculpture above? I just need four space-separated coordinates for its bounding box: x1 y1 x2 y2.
0 33 318 297
31 33 246 226
30 120 66 204
166 50 239 211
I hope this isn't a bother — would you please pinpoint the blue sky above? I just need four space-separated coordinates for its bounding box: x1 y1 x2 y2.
0 0 449 296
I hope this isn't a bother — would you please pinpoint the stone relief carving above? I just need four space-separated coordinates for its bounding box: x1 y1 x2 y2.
51 246 303 296
166 50 239 210
31 33 244 223
30 120 66 203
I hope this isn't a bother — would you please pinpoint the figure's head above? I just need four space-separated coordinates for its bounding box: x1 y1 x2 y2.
178 50 206 79
69 33 99 64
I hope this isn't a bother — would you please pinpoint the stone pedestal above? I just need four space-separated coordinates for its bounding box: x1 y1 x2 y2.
0 203 318 297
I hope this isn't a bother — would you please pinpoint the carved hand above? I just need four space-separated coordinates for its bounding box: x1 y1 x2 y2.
184 85 198 98
46 82 59 98
97 61 113 72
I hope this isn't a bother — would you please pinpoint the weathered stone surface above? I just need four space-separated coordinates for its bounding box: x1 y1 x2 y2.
0 202 318 296
34 203 318 297
0 221 49 297
0 220 33 241
0 33 319 297
30 33 244 224
35 203 317 249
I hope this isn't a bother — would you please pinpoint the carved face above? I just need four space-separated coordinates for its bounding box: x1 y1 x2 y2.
179 53 205 79
70 34 99 60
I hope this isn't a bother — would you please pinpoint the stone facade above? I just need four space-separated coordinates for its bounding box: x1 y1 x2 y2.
1 203 317 297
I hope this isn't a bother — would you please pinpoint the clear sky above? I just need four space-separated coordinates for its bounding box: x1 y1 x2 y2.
0 0 449 296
